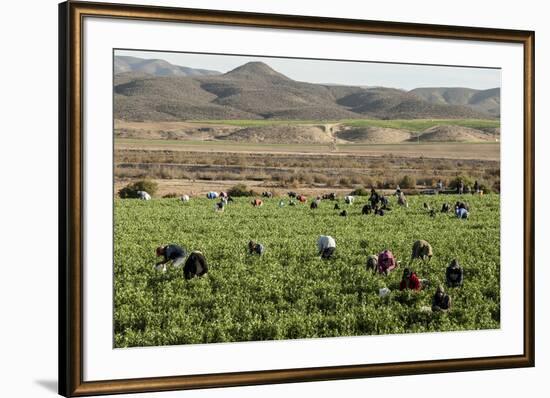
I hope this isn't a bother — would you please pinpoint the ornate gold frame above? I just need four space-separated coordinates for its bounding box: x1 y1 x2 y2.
59 1 535 396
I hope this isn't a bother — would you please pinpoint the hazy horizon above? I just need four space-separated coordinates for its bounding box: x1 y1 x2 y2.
115 49 501 91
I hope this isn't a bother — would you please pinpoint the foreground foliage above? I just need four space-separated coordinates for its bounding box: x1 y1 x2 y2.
114 194 500 348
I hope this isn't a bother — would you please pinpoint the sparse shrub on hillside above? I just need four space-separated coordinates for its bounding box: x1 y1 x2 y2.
381 178 396 189
477 181 493 194
360 176 375 188
298 173 313 185
339 177 352 187
349 187 369 196
399 175 416 189
417 177 435 188
162 192 179 198
312 174 329 185
118 179 158 198
449 175 475 191
228 184 255 197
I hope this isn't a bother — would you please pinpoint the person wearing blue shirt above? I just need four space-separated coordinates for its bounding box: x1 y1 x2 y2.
456 207 469 219
155 244 187 272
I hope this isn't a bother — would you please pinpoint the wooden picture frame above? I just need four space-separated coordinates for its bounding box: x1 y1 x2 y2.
59 1 534 396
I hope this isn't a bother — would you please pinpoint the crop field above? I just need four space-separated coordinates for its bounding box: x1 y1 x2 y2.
114 194 500 348
186 118 500 131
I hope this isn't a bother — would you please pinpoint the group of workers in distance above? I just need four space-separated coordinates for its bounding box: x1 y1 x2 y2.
363 239 461 312
154 234 462 314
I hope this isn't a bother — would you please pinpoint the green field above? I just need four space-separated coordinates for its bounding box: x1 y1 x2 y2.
114 194 500 348
340 118 500 131
186 118 500 131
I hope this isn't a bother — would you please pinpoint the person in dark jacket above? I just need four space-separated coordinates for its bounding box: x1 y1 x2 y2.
432 285 452 312
446 259 464 287
248 240 265 255
456 207 469 219
369 188 380 208
455 201 469 211
155 244 187 272
214 200 225 212
183 251 208 280
473 180 480 194
380 195 390 209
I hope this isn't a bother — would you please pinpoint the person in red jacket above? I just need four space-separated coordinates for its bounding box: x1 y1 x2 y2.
399 268 422 291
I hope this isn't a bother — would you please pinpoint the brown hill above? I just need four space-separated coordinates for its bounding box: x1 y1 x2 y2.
417 125 495 142
218 124 333 144
410 87 500 117
114 75 260 121
336 126 412 143
196 62 358 119
337 87 490 119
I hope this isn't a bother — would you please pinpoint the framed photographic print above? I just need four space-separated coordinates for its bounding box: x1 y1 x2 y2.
59 1 535 396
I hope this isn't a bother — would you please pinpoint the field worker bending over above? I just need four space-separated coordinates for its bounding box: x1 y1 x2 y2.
376 249 398 275
183 251 208 280
399 268 426 291
397 192 408 207
310 199 320 209
155 244 187 272
248 240 265 255
362 204 372 215
317 235 336 259
251 198 263 207
137 190 151 200
365 254 378 272
369 188 380 208
455 201 469 211
180 195 190 202
446 259 464 287
380 195 390 209
344 195 354 205
432 285 452 312
411 240 433 262
455 207 469 219
395 185 401 196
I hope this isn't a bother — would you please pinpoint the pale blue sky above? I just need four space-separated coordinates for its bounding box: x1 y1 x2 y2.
115 49 501 91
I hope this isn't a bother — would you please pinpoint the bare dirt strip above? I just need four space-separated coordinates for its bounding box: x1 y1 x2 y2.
115 139 500 161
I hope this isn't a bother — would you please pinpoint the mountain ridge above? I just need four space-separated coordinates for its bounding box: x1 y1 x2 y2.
114 57 500 122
